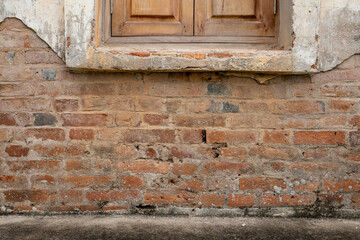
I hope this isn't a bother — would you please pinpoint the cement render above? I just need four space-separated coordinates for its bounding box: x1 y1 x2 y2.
0 215 359 240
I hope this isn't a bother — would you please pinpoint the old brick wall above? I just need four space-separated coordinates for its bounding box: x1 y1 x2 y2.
0 19 359 216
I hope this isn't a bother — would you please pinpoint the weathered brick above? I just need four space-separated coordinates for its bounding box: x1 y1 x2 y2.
175 115 225 127
0 113 31 126
0 175 28 188
249 146 297 160
115 113 141 127
61 176 112 188
58 190 84 204
118 161 169 174
7 160 60 172
124 129 175 143
179 179 204 192
179 129 204 144
271 100 325 114
263 130 290 144
54 99 79 112
220 148 247 159
260 194 316 206
69 129 94 140
351 194 360 208
0 128 10 142
143 114 169 126
203 162 254 175
0 98 51 112
207 82 231 96
207 130 257 144
294 131 345 145
4 190 49 203
350 131 360 146
121 176 144 188
327 100 356 112
65 160 89 172
228 194 254 207
5 145 30 157
239 177 286 190
144 193 196 204
16 128 65 141
86 190 138 202
180 53 206 60
199 193 225 207
323 179 360 192
172 163 198 175
62 114 108 127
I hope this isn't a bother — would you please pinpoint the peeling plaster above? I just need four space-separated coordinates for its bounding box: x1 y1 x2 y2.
1 0 360 72
0 0 65 60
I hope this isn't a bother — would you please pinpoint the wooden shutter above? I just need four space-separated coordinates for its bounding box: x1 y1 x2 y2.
194 0 275 37
112 0 194 36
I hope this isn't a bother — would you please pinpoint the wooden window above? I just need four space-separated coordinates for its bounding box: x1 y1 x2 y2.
110 0 278 42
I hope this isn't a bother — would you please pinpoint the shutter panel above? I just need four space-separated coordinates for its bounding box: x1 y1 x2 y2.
112 0 194 36
195 0 275 37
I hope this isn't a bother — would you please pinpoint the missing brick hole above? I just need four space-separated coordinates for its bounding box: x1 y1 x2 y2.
135 205 156 210
201 130 207 143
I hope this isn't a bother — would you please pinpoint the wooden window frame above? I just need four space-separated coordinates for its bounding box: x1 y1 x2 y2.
103 0 285 46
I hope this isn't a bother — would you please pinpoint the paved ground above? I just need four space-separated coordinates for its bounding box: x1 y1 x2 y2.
0 215 359 240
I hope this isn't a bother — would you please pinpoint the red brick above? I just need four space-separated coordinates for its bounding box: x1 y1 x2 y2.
323 179 360 192
328 100 356 112
179 179 204 192
350 131 360 146
203 162 254 175
124 129 175 143
54 99 79 112
249 146 297 160
0 175 28 188
25 51 61 64
31 175 56 185
146 81 206 97
199 193 225 207
0 113 31 126
348 152 360 162
62 83 116 96
293 181 319 191
318 194 343 207
64 145 85 157
118 161 169 174
263 130 290 144
208 53 232 58
207 130 257 144
69 129 94 140
97 129 123 142
121 175 144 188
0 98 50 112
130 52 150 57
232 84 287 99
62 176 112 188
271 100 324 114
172 163 198 175
58 190 83 204
349 115 360 128
4 190 49 203
294 131 345 145
7 160 60 172
135 97 164 112
143 114 169 126
289 163 336 172
180 53 206 60
260 194 316 206
103 206 128 211
115 145 138 158
179 129 204 144
0 129 9 142
16 128 65 141
5 145 29 157
175 115 225 127
144 193 196 204
229 194 254 207
168 146 215 160
86 190 138 202
115 113 141 127
62 114 108 127
65 160 89 172
220 148 247 159
302 148 328 160
351 194 360 208
239 177 286 190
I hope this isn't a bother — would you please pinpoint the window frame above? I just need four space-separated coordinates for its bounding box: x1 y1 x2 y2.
105 0 280 44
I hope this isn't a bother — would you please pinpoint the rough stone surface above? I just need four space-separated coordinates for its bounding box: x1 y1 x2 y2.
0 216 359 240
